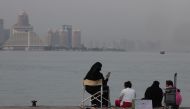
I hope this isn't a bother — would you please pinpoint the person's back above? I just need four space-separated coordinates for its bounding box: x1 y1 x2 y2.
165 80 182 109
84 62 110 107
121 88 135 103
144 81 163 108
115 81 136 108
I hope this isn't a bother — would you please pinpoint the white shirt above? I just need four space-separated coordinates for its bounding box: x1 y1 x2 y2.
119 88 136 104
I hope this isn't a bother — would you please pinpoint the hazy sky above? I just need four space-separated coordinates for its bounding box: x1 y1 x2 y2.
1 0 190 45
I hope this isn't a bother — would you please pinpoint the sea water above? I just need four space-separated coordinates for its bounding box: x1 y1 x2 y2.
0 51 189 107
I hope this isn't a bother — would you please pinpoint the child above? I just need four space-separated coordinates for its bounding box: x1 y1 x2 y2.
115 81 136 108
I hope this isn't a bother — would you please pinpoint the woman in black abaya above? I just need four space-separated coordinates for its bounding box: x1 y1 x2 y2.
84 62 110 107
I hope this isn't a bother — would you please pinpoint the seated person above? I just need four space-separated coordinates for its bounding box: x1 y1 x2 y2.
84 62 110 107
115 81 136 108
165 80 182 109
144 81 163 108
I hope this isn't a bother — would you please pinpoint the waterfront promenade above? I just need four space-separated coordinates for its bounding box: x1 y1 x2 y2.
0 106 189 109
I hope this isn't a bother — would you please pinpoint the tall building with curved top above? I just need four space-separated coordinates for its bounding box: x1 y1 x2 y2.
13 11 33 32
17 11 30 26
4 11 44 50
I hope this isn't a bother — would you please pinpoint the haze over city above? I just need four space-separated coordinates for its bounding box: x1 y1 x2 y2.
1 0 190 107
1 0 190 51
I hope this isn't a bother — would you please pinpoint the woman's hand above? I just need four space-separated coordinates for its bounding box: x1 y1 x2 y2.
106 72 111 79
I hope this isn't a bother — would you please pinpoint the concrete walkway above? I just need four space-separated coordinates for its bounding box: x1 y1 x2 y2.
0 106 189 109
0 106 81 109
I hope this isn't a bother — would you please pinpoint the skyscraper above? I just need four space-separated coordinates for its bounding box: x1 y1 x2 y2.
72 29 81 48
0 19 4 45
59 28 67 48
47 29 54 46
17 11 29 26
46 29 63 48
0 19 3 31
62 25 72 48
4 11 43 50
52 30 60 47
13 11 33 32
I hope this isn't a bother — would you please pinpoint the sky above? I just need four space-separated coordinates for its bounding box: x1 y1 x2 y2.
1 0 190 49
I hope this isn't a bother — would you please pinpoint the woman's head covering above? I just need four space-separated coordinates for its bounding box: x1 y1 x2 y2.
152 81 160 87
84 62 103 80
90 62 102 72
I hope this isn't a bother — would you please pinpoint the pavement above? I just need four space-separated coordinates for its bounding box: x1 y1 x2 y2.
0 106 189 109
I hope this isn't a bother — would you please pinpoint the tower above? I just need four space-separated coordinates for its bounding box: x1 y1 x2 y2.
47 29 54 46
72 29 81 49
0 19 4 45
0 19 3 31
4 11 43 50
62 25 72 49
13 11 33 32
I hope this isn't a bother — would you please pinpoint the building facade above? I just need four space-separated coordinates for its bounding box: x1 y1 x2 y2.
4 11 44 50
62 25 72 49
72 29 81 49
0 19 4 45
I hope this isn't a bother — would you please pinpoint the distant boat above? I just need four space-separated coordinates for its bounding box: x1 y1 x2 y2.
160 51 165 54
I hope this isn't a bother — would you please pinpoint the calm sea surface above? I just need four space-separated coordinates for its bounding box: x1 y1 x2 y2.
0 51 189 107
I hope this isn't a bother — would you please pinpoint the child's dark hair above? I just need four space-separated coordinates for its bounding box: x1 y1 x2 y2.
177 89 180 92
124 81 132 88
166 80 173 86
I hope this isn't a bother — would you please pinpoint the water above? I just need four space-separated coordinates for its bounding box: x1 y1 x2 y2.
0 51 189 107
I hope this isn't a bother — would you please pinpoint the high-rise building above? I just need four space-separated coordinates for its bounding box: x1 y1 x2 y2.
13 11 33 32
58 28 66 48
72 29 81 48
62 25 72 48
52 30 60 47
0 19 10 46
45 25 81 50
47 29 53 46
3 29 10 42
17 11 30 26
0 19 3 31
46 29 63 48
4 11 43 50
0 19 4 45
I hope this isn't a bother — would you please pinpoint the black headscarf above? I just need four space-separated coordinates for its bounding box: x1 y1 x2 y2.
84 62 104 80
151 81 160 87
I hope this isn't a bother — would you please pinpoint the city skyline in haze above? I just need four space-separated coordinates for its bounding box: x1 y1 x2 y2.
1 0 190 51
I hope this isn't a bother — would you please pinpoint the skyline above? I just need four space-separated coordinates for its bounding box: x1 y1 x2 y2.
1 11 83 50
0 14 163 51
1 0 190 51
